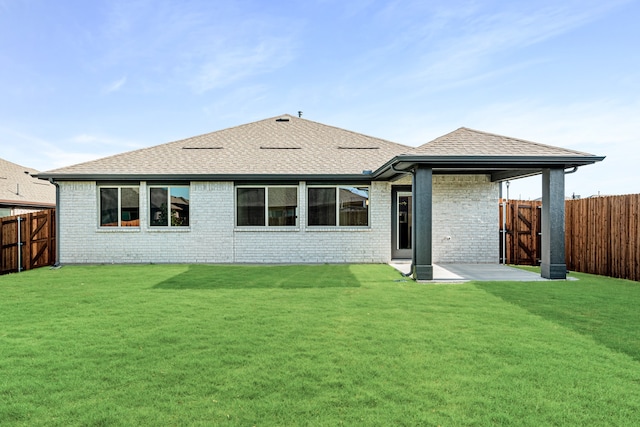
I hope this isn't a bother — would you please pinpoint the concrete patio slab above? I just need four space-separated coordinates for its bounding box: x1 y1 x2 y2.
388 261 569 282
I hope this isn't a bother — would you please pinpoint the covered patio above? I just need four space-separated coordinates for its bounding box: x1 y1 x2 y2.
374 128 605 281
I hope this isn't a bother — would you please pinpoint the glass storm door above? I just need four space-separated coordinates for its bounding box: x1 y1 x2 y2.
392 189 412 259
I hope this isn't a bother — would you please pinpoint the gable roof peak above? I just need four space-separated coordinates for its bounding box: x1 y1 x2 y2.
39 113 412 178
411 126 595 157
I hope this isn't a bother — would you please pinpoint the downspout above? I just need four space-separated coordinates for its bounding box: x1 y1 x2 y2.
390 163 416 277
564 166 578 174
502 181 510 264
50 179 61 268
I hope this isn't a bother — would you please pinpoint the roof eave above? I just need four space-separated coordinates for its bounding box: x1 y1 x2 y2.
37 154 605 183
37 173 375 182
372 155 606 180
0 199 56 208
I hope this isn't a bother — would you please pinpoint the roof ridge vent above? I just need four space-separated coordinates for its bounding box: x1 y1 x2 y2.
182 146 223 150
337 146 380 150
260 146 301 150
275 117 290 122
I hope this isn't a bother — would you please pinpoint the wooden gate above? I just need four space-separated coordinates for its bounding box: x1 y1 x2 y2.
0 209 56 275
499 200 541 265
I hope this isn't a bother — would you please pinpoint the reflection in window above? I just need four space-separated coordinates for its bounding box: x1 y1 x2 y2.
236 186 297 227
99 186 140 227
308 187 336 226
339 187 369 226
149 186 190 227
268 187 297 226
237 188 265 226
100 188 118 227
308 186 369 226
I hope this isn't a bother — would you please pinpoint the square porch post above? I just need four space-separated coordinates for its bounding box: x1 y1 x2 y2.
412 165 433 280
541 168 567 279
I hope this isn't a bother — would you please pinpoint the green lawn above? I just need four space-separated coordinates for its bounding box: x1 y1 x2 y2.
1 264 639 426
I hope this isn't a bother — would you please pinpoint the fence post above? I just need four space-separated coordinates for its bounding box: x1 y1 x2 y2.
17 216 22 272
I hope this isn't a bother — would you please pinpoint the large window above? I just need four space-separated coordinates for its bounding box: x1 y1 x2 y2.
237 186 297 227
99 186 140 227
308 186 369 226
149 186 190 227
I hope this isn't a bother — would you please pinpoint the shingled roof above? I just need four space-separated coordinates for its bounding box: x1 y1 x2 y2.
373 127 604 181
38 115 603 181
411 127 594 156
40 115 412 179
0 158 56 208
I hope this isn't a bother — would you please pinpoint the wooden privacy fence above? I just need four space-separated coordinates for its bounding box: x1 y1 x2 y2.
0 209 56 275
565 194 640 281
500 195 640 281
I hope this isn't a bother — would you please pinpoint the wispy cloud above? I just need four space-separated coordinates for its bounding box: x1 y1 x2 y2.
68 133 143 151
97 0 298 94
103 76 127 93
409 2 622 83
330 0 630 96
0 125 146 171
201 84 271 120
191 40 294 93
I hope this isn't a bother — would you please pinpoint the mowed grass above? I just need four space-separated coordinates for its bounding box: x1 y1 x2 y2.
1 265 639 426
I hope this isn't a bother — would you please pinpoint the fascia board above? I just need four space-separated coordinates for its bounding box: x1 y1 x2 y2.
38 173 373 182
373 155 606 178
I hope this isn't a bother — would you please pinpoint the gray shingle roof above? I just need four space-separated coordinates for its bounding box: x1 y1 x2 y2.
411 127 593 156
0 158 56 207
41 114 412 178
38 116 601 180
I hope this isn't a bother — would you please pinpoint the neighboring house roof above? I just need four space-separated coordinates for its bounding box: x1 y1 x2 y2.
38 115 604 182
0 158 56 208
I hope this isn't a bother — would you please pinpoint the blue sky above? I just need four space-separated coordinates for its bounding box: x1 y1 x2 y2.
1 0 638 199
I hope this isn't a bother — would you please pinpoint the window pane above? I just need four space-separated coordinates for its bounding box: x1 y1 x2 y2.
100 188 118 227
170 187 190 227
237 188 265 226
150 187 168 226
398 195 412 249
268 187 297 226
308 188 336 226
120 187 140 226
339 187 369 226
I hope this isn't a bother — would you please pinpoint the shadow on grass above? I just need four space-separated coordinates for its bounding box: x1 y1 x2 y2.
477 274 640 362
153 264 361 290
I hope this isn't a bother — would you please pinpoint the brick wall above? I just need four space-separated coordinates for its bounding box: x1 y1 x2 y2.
57 176 497 265
432 175 499 263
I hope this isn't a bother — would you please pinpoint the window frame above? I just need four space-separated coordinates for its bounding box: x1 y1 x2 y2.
307 185 370 227
235 185 299 227
148 184 191 228
97 185 140 228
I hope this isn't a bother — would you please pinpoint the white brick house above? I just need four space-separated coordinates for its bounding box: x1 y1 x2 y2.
38 115 603 280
